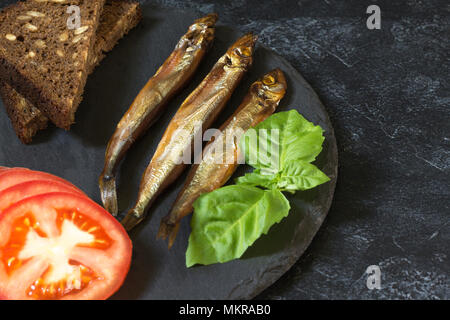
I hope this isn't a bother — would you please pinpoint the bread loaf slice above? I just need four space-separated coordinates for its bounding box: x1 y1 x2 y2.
0 0 106 130
88 0 141 73
0 0 141 143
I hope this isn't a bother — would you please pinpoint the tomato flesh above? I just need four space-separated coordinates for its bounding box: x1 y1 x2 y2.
0 168 83 194
0 180 86 214
0 193 132 300
3 211 111 299
28 261 99 299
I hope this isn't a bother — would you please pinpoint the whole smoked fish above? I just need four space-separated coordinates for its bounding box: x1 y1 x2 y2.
158 69 287 247
99 13 218 215
121 33 258 231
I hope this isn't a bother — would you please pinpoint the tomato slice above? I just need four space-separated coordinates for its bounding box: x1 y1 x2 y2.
0 193 132 300
0 168 83 194
0 180 86 214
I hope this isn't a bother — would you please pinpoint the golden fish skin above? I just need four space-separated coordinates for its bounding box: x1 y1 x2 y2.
121 33 258 231
99 13 218 216
158 69 287 247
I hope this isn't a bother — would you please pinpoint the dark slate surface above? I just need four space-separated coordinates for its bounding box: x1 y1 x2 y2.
143 0 449 300
0 2 338 300
0 0 448 299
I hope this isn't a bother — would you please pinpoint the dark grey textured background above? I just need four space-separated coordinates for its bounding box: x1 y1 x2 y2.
1 0 448 299
142 0 449 300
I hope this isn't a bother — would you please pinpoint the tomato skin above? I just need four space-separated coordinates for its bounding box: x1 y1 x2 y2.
0 180 86 215
0 168 83 194
0 193 132 300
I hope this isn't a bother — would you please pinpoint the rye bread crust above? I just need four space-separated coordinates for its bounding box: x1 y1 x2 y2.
89 0 142 71
0 81 48 144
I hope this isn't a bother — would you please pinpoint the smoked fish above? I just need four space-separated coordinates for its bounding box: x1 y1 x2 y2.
99 13 218 215
158 69 287 247
121 33 258 231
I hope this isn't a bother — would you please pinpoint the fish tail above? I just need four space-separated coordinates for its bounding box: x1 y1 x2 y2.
157 218 172 240
121 207 144 231
157 218 180 249
168 223 181 249
99 174 119 216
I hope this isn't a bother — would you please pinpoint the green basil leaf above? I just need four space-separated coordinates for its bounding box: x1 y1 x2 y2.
186 185 290 267
241 110 325 172
236 160 330 192
274 160 330 192
235 170 278 189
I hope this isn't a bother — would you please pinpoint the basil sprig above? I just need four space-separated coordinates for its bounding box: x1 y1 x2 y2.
186 110 329 267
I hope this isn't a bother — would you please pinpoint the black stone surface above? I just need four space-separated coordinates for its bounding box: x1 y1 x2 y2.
0 2 337 299
140 0 449 299
1 0 448 300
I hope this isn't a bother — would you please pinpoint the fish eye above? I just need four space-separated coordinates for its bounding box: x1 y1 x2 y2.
234 47 251 57
263 74 276 86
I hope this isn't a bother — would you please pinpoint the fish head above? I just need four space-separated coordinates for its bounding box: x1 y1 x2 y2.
193 13 219 28
226 33 258 69
254 69 287 103
183 13 218 49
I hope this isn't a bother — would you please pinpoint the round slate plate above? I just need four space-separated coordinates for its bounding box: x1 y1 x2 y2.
0 5 337 299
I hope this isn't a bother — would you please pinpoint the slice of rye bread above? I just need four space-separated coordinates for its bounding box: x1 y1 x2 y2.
0 0 106 130
0 0 142 143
